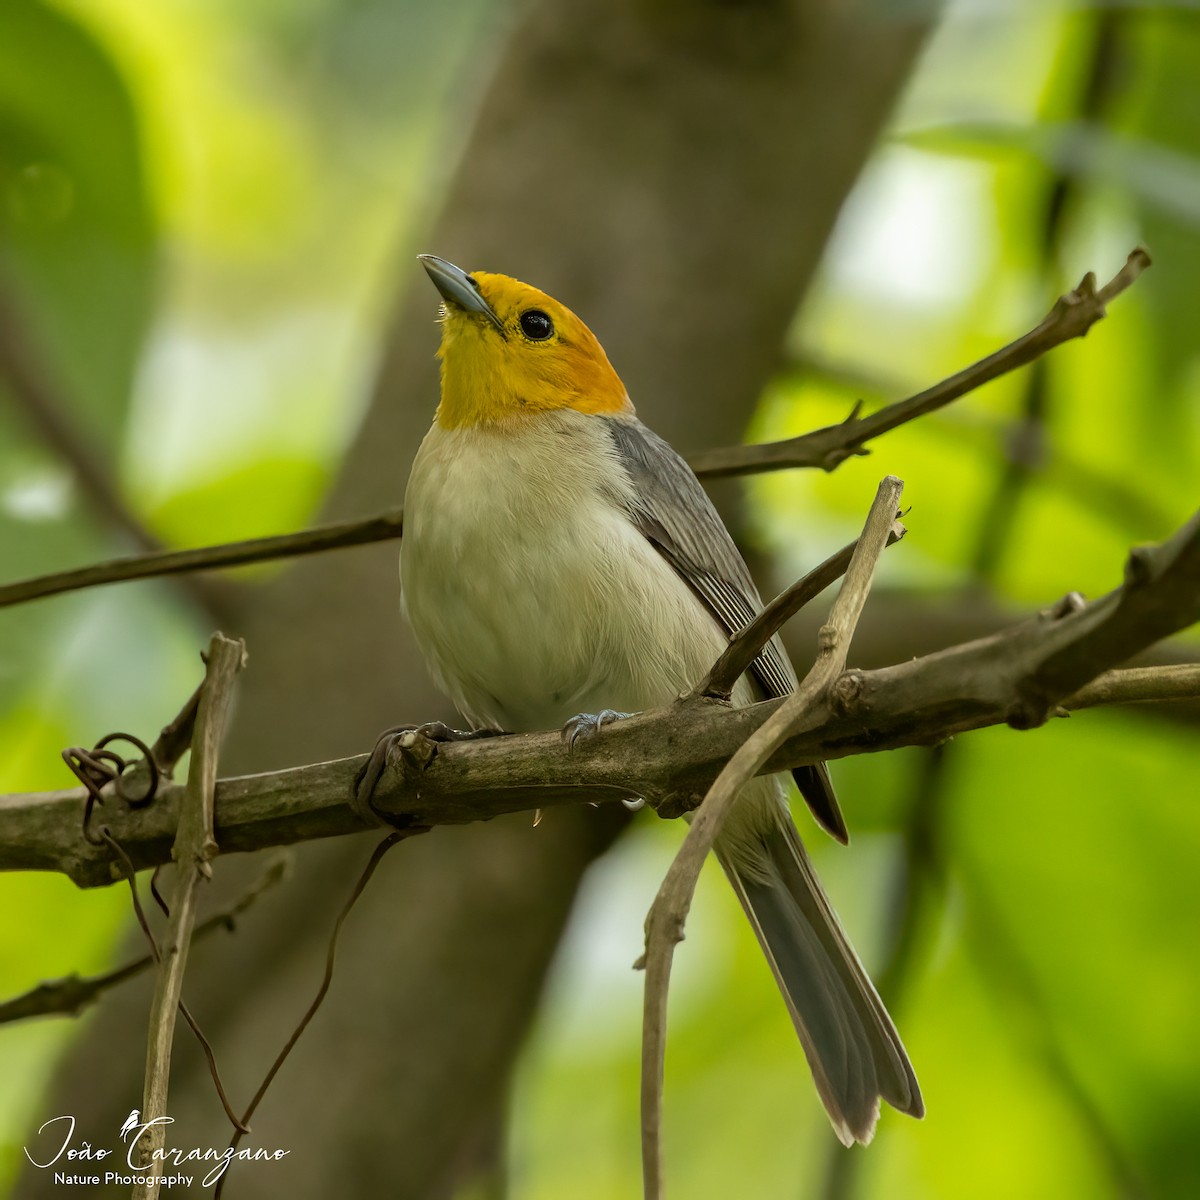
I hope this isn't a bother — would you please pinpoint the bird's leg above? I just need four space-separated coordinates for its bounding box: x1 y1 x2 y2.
353 722 503 817
561 709 634 751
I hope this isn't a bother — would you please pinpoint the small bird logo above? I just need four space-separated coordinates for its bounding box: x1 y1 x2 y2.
119 1110 140 1142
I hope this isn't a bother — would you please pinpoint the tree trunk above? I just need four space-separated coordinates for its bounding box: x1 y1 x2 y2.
23 2 936 1195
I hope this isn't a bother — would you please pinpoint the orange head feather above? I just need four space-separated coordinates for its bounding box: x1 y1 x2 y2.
419 256 632 429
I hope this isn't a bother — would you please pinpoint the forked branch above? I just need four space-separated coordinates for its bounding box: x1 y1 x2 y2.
687 248 1150 477
131 634 245 1200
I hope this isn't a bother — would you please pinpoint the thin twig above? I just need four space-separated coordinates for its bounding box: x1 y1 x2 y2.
104 679 207 813
0 857 287 1026
776 352 1173 540
0 510 406 610
99 823 248 1136
1063 663 1200 710
966 105 1092 587
687 248 1150 478
131 634 245 1200
0 251 1150 613
696 521 905 700
212 829 420 1200
150 682 206 777
638 476 904 1200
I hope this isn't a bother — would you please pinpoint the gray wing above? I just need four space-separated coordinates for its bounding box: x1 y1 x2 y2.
603 416 847 843
603 417 796 697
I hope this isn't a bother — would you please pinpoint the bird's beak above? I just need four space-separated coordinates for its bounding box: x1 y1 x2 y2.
418 254 504 330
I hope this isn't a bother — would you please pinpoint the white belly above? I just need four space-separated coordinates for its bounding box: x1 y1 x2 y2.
400 414 735 733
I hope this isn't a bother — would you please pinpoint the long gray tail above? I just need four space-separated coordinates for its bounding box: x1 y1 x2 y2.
717 817 923 1145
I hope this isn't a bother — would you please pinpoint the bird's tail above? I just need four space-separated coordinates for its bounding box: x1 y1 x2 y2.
716 816 923 1145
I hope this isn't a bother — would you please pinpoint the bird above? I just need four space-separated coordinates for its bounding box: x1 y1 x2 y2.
367 253 923 1145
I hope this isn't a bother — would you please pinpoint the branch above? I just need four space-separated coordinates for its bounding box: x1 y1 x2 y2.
212 828 417 1200
1062 663 1200 711
2 507 1197 889
0 509 406 610
640 476 903 1200
2 656 1194 889
0 856 287 1025
149 681 204 777
131 633 245 1199
686 247 1150 478
778 356 1174 540
696 519 905 700
0 251 1149 612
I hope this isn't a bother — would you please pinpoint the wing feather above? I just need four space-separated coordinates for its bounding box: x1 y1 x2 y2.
602 417 793 694
602 416 847 842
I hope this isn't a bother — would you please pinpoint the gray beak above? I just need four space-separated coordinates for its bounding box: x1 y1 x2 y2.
418 254 504 329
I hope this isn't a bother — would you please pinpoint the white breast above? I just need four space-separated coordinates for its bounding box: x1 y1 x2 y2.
400 411 734 733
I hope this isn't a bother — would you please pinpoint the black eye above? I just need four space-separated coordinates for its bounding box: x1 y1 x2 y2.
519 309 554 340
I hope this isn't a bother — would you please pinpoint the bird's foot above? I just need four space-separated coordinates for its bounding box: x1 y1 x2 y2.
352 722 502 821
561 709 633 751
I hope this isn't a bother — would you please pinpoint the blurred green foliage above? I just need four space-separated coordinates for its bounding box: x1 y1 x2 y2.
1 1 1198 1198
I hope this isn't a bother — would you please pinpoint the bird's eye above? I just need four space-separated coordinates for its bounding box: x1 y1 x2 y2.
519 309 554 340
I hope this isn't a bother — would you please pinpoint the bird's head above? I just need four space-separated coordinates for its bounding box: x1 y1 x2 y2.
419 255 632 429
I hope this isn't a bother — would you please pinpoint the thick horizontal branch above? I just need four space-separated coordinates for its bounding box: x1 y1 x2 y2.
3 659 1194 890
3 504 1196 889
0 252 1148 611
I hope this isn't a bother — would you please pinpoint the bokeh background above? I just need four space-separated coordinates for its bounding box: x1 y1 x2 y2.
2 0 1199 1197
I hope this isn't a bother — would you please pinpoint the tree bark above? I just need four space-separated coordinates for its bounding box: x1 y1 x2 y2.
23 2 937 1195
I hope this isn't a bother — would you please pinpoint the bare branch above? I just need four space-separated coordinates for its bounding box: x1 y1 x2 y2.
687 248 1151 478
697 519 905 700
1 653 1195 892
132 634 245 1199
149 682 205 778
1063 663 1200 711
639 476 903 1200
0 856 287 1026
0 510 406 610
212 829 418 1200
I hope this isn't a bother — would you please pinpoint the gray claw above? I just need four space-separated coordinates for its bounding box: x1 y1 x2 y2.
561 709 632 751
353 722 502 819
